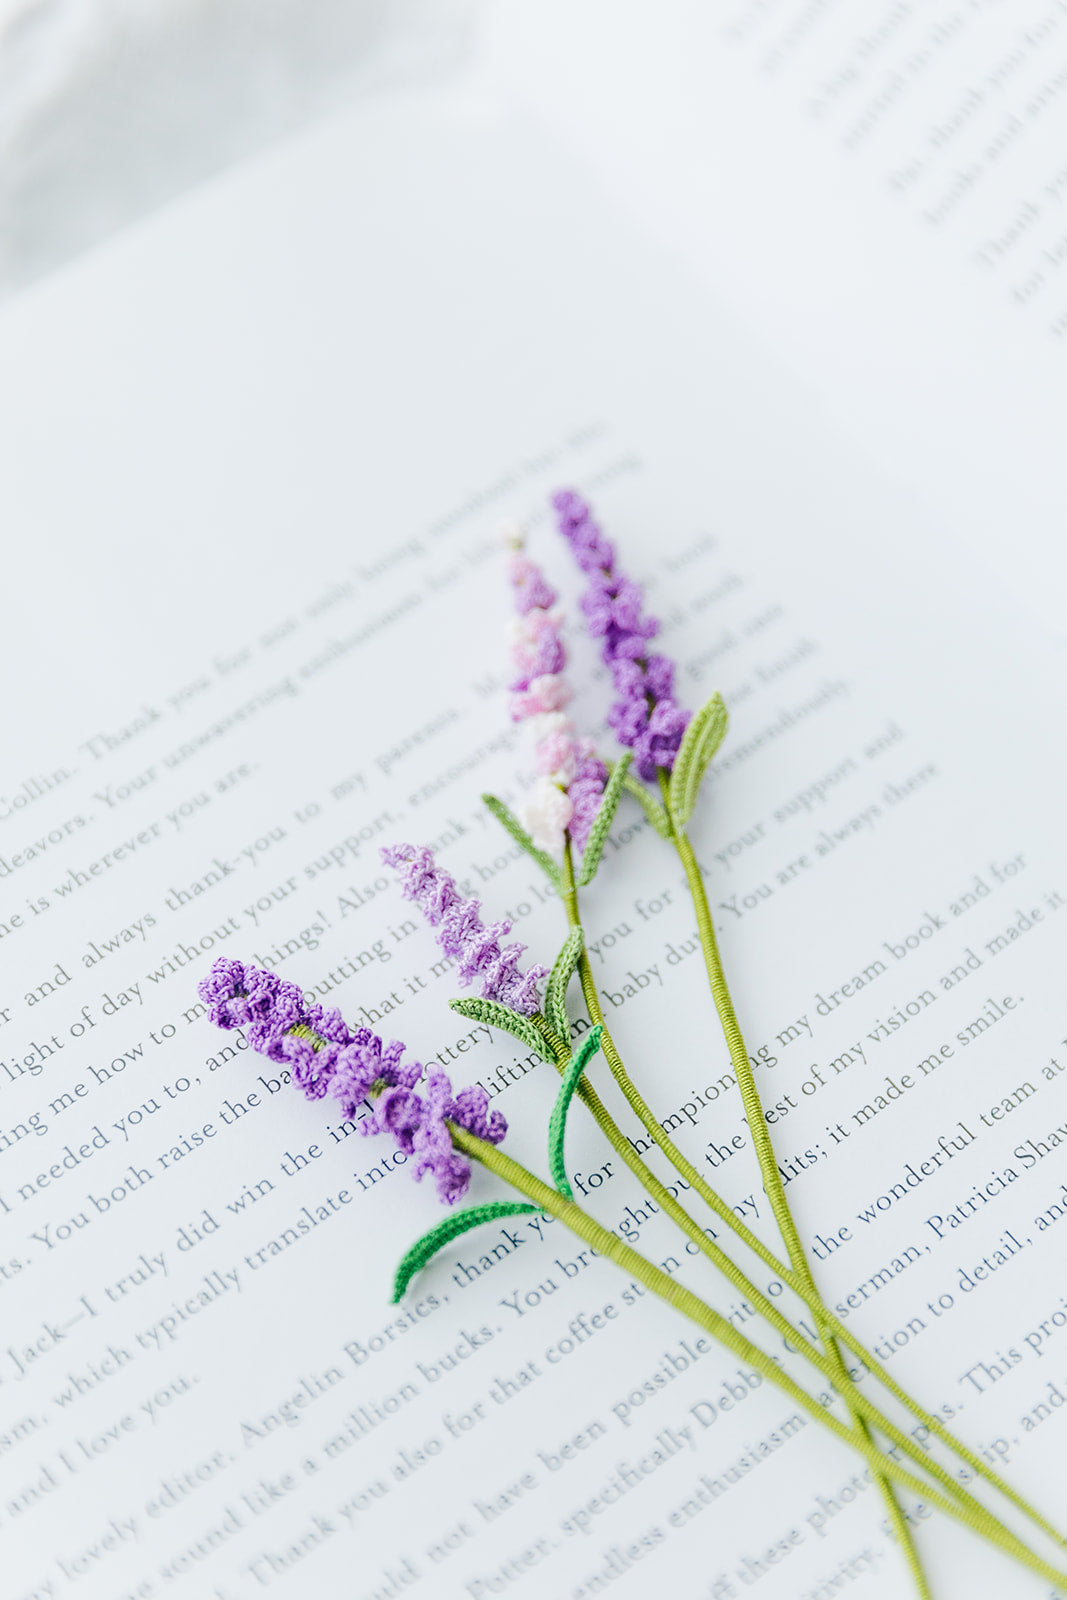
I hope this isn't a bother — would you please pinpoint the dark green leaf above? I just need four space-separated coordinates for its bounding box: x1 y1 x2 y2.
392 1201 537 1302
547 1026 604 1198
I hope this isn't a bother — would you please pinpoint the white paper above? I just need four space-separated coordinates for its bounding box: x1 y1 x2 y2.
486 0 1067 633
0 86 1065 1600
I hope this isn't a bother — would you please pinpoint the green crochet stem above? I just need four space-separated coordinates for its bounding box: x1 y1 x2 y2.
299 866 1055 1575
524 988 1054 1569
655 778 923 1592
554 838 1065 1560
526 1010 1049 1566
448 1122 1067 1592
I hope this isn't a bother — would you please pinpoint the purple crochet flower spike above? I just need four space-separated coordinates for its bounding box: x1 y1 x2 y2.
381 843 548 1016
500 520 609 854
552 490 691 781
197 957 506 1205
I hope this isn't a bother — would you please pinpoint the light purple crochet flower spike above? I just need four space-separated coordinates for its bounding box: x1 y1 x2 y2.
198 957 505 1205
381 843 548 1016
501 519 608 855
552 490 691 781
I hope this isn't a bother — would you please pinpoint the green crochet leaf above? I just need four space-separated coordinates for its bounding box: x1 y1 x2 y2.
392 1201 536 1302
669 692 729 828
620 771 672 838
547 1025 604 1199
449 997 552 1061
577 752 633 886
545 928 584 1045
482 794 561 887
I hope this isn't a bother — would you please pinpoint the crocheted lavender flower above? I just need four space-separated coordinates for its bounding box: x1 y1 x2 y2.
197 957 505 1204
502 521 607 853
552 489 691 782
381 843 548 1015
568 749 611 848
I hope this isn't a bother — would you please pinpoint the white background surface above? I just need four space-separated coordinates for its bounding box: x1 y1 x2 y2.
0 11 1065 1598
2 0 1065 628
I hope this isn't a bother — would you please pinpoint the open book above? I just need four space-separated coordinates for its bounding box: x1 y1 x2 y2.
1 9 1065 1598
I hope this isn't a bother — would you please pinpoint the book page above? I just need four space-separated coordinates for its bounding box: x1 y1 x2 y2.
725 0 1067 339
0 91 1065 1600
486 0 1067 633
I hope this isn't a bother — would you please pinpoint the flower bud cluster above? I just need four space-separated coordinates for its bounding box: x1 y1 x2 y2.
551 490 690 780
381 842 548 1015
198 958 505 1204
502 520 607 853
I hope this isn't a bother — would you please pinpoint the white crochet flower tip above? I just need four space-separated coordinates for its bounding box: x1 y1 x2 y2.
527 673 572 712
508 605 564 644
499 518 526 551
529 710 573 741
520 781 573 854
